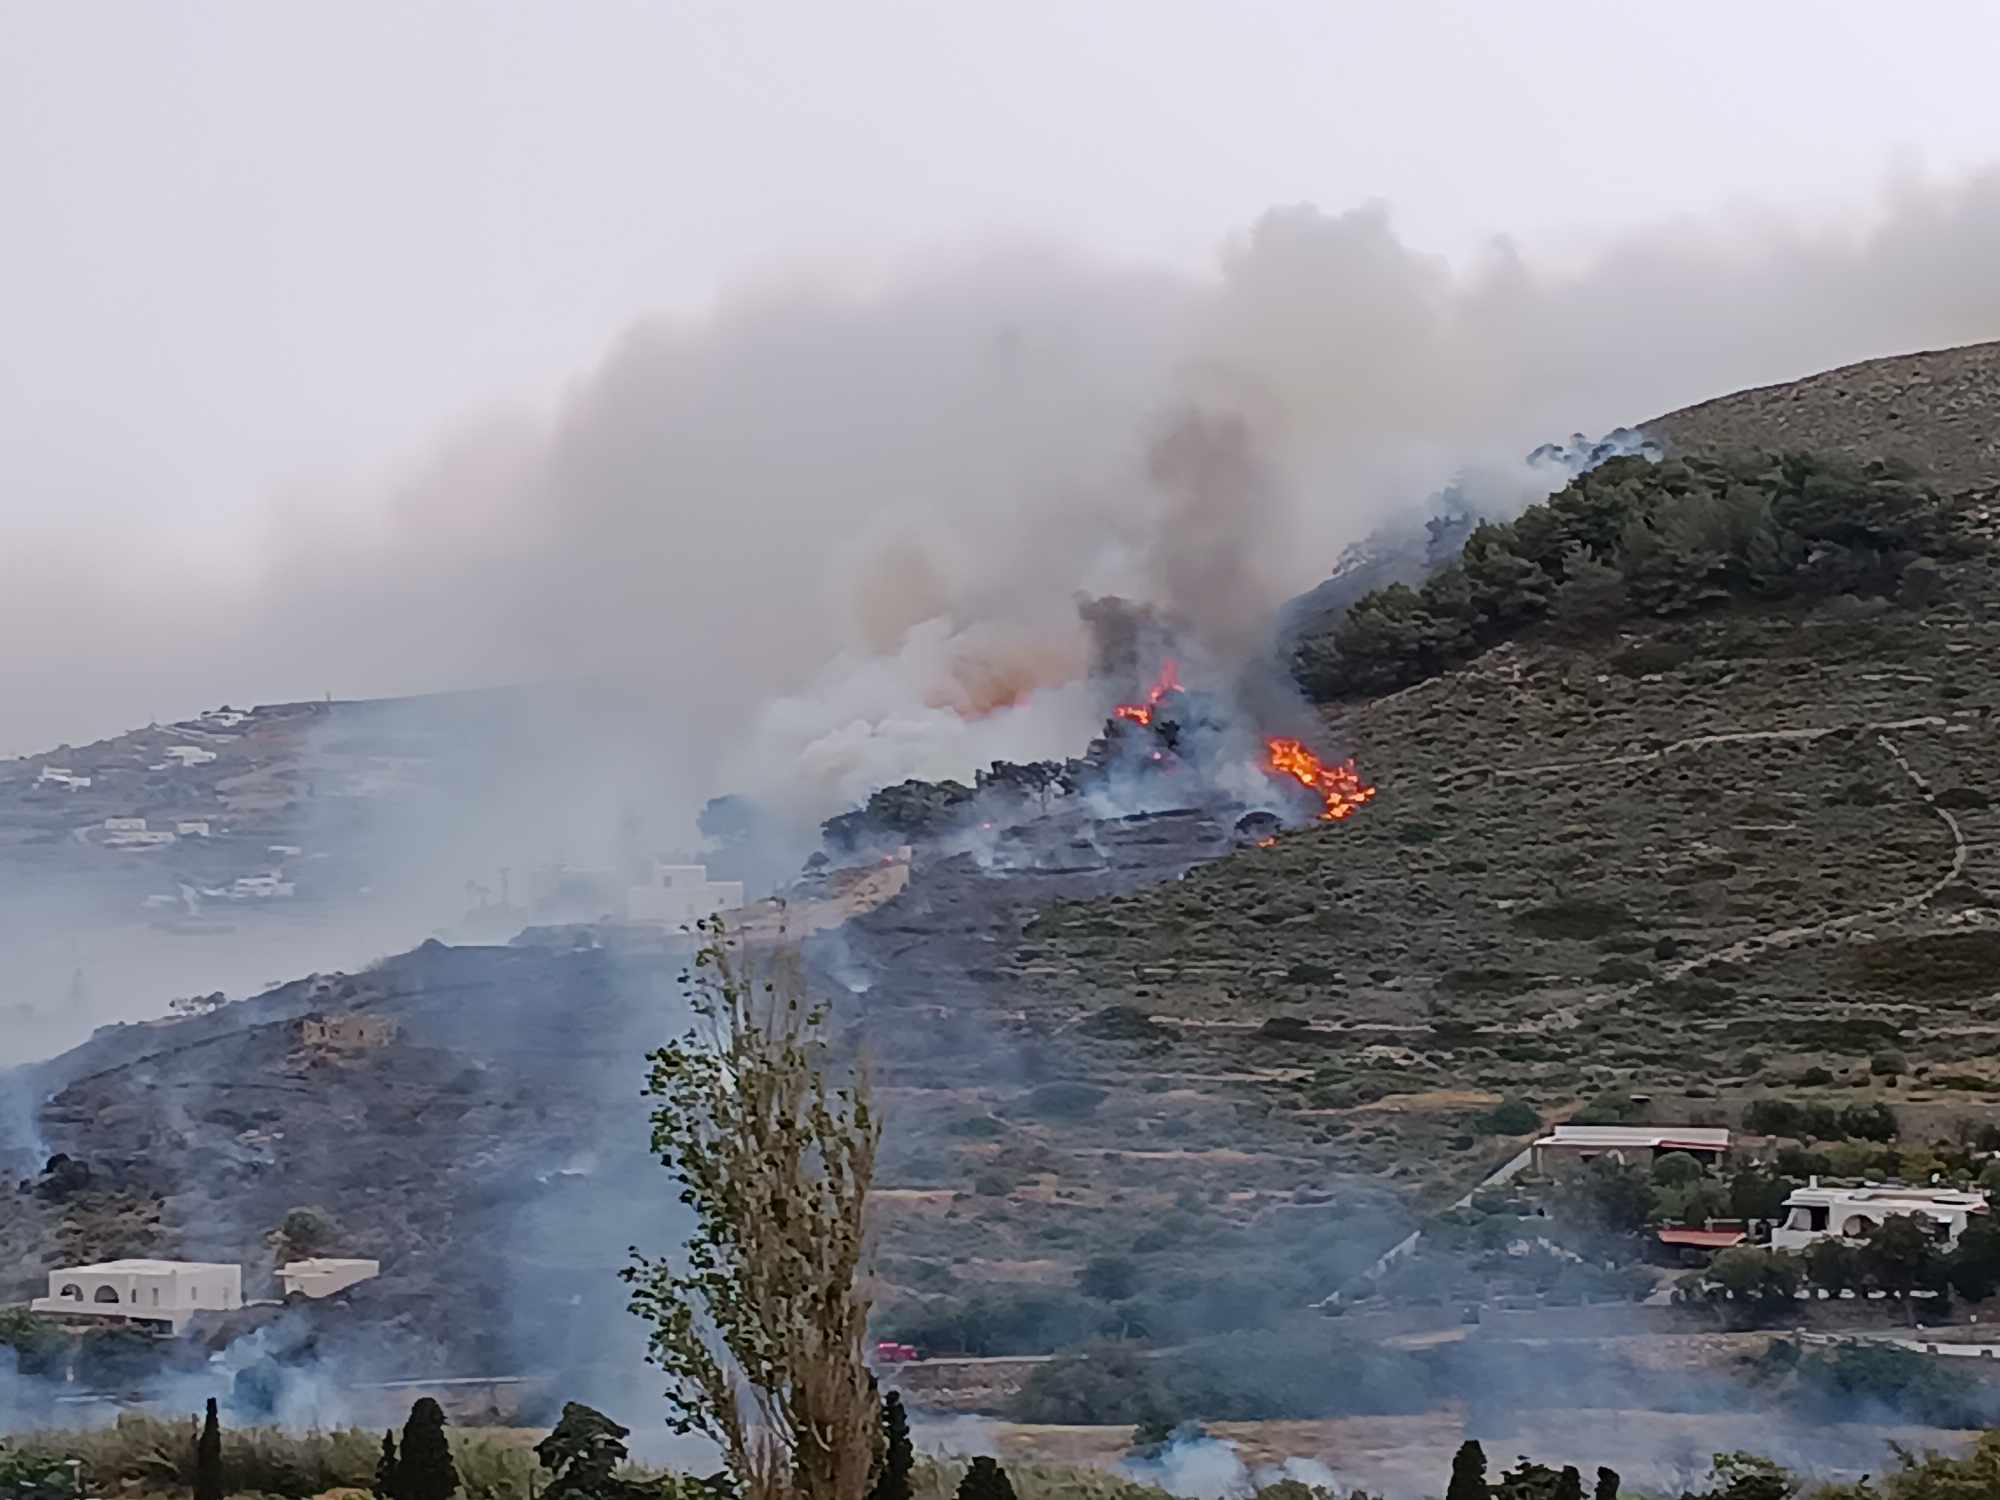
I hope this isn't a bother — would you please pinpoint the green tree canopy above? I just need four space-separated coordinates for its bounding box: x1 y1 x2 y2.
955 1457 1017 1500
398 1398 459 1500
194 1398 223 1500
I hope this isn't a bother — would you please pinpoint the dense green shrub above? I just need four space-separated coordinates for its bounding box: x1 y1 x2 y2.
1474 1098 1541 1136
1741 1097 1899 1142
1010 1329 1432 1424
1296 451 1960 700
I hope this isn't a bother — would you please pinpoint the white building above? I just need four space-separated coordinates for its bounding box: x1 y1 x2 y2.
31 1260 243 1334
1772 1181 1990 1252
165 745 218 767
627 861 745 928
1530 1124 1731 1174
102 817 177 848
37 767 92 789
175 820 213 837
230 874 295 899
278 1257 380 1299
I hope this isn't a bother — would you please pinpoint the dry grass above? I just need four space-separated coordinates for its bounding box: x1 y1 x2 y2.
1 1417 569 1500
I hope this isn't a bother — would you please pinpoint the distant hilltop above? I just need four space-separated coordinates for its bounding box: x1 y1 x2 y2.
1646 338 2000 491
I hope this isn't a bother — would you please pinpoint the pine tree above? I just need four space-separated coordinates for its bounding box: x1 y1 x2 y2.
1445 1440 1487 1500
1554 1466 1583 1500
398 1398 459 1500
867 1393 913 1500
955 1457 1016 1500
1593 1468 1620 1500
374 1431 400 1500
192 1397 223 1500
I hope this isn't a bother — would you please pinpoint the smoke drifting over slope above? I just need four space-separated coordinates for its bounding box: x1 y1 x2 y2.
17 171 2000 848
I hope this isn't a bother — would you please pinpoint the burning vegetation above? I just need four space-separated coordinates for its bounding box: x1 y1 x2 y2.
820 650 1373 853
1265 737 1376 822
1111 659 1183 728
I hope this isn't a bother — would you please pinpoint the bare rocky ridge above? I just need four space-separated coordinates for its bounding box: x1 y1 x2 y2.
1646 339 2000 490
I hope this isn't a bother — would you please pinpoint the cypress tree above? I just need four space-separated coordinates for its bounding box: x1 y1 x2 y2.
1445 1440 1487 1500
1554 1466 1583 1500
1593 1468 1620 1500
374 1431 401 1500
398 1397 460 1500
194 1398 224 1500
955 1456 1016 1500
866 1392 914 1500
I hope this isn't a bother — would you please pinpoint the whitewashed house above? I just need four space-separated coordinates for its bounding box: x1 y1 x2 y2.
626 861 745 928
1530 1124 1731 1175
278 1258 380 1299
230 874 295 899
31 1260 242 1334
1771 1180 1990 1252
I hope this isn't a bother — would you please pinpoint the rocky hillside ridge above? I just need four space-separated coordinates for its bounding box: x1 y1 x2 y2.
1647 339 2000 490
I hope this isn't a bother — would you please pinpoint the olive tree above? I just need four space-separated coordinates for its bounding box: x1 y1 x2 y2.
624 920 880 1500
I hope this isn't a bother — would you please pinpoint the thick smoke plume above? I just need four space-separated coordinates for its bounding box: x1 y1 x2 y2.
12 170 2000 1047
15 172 2000 818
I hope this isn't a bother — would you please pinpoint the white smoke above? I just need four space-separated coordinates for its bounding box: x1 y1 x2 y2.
1124 1430 1355 1500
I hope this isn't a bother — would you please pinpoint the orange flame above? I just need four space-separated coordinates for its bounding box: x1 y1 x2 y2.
1113 659 1182 728
1265 737 1377 822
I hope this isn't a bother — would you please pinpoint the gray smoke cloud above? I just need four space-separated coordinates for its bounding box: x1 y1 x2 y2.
14 172 2000 824
10 170 2000 1052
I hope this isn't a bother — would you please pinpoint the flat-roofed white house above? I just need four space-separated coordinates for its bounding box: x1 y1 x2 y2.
1771 1181 1990 1252
626 861 745 929
278 1258 380 1299
30 1260 243 1333
1530 1124 1731 1174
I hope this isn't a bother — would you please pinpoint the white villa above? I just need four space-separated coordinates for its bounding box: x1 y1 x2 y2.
1771 1180 1990 1252
626 861 745 929
277 1258 380 1299
1530 1124 1731 1175
31 1260 243 1334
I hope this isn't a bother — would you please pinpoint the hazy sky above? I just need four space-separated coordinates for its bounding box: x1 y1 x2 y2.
8 1 2000 756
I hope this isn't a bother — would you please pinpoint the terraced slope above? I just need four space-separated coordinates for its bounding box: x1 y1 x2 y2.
855 491 2000 1342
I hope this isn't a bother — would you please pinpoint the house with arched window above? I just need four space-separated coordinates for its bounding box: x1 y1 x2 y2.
29 1259 242 1334
1770 1180 1989 1252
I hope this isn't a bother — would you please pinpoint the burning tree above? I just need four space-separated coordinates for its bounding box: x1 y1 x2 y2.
624 921 881 1500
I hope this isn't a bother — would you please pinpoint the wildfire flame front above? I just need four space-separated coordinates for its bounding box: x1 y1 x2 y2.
1112 659 1182 728
1265 737 1377 822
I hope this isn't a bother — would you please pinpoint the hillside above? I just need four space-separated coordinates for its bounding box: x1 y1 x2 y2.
1648 340 2000 489
5 342 2000 1392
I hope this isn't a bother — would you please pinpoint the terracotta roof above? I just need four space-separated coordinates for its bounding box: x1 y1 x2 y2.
1657 1228 1747 1249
